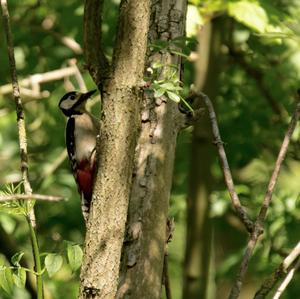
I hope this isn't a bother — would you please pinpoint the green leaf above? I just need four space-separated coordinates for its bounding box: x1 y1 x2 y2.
13 268 26 288
228 1 269 33
154 88 165 98
151 61 164 69
169 50 190 58
159 82 177 90
45 254 63 277
166 91 181 103
11 252 24 267
0 268 14 295
67 244 83 272
149 40 168 51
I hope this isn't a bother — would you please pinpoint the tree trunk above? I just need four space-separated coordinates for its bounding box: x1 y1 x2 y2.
79 0 189 298
79 1 151 298
117 0 187 298
183 17 225 299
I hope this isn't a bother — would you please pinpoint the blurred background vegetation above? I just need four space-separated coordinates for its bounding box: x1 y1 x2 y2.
0 0 299 298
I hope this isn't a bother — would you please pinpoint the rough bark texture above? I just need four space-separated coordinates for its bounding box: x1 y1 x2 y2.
183 18 224 299
79 1 151 298
83 0 109 84
117 1 187 298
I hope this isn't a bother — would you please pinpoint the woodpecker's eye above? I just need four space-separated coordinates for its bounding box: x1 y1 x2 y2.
70 95 76 100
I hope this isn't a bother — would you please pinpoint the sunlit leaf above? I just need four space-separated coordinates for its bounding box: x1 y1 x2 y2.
45 254 63 277
154 88 165 98
160 82 177 90
228 1 269 33
166 91 181 103
67 244 83 272
0 268 14 295
13 268 26 288
152 61 164 69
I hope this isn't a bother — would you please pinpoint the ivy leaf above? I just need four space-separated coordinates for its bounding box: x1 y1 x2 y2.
0 268 14 295
228 1 268 33
67 244 83 272
13 268 26 288
45 254 63 277
11 252 24 267
166 91 181 103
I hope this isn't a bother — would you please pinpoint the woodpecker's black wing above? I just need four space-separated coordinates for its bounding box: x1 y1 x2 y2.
65 117 77 172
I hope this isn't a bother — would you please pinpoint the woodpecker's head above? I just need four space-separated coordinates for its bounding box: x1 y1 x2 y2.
58 90 96 116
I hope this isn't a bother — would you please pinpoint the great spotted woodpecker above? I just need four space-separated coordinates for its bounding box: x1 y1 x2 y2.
58 90 99 222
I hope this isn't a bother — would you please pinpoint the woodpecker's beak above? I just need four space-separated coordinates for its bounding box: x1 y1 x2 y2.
76 89 97 107
82 89 97 101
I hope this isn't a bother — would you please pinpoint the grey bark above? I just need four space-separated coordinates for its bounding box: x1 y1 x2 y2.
79 1 151 298
117 1 187 299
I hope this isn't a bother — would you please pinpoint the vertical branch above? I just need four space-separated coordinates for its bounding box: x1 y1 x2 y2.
117 1 188 298
1 1 43 298
256 100 300 224
84 0 110 85
79 1 151 298
1 0 32 197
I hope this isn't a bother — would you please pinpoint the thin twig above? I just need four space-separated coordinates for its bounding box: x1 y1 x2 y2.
254 241 300 299
1 0 32 197
0 194 65 202
0 61 89 102
1 1 43 296
200 91 254 232
68 59 88 92
283 241 300 269
228 99 300 299
0 66 81 99
257 101 300 224
198 91 300 299
273 258 300 299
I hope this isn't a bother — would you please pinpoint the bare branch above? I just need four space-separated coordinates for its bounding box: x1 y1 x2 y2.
0 194 65 202
1 0 32 197
195 90 300 299
28 24 83 55
51 32 83 55
257 100 300 224
1 1 44 296
199 92 254 232
273 259 300 299
283 241 300 269
84 0 110 85
0 63 87 101
254 241 300 299
229 99 300 299
68 59 87 92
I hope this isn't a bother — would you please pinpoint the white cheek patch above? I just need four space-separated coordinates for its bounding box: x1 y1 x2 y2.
60 99 75 110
